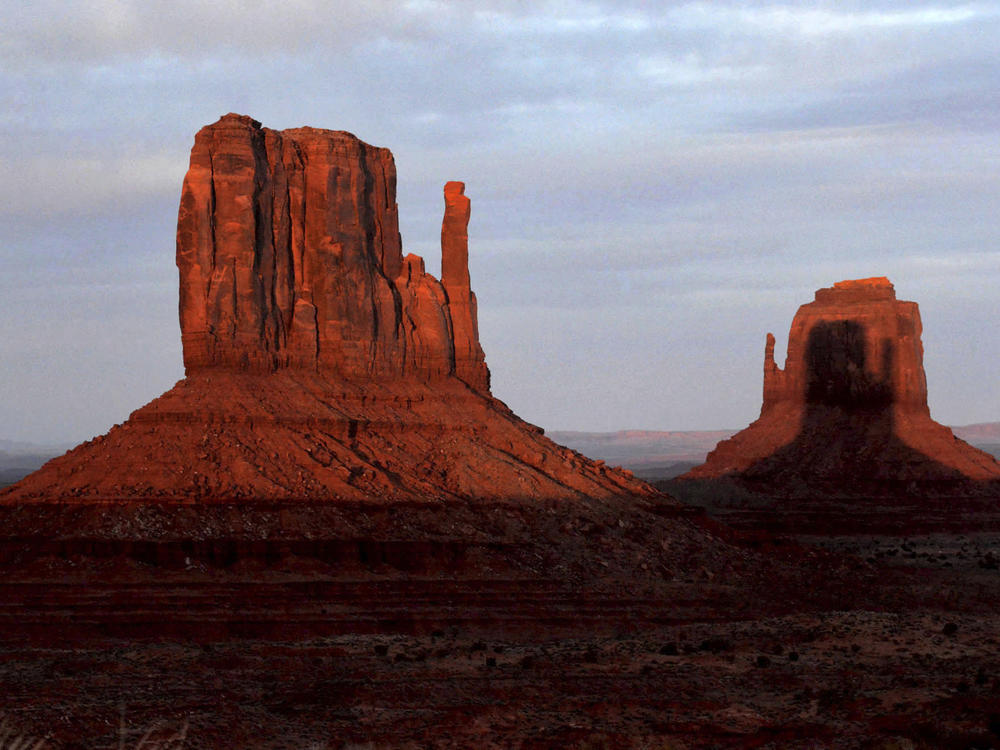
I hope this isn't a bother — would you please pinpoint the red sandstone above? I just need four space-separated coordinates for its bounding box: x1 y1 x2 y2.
685 277 1000 485
176 114 487 388
2 114 653 503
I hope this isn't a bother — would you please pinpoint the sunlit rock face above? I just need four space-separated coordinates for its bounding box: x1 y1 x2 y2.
177 114 489 391
2 115 653 503
685 278 1000 486
440 180 489 393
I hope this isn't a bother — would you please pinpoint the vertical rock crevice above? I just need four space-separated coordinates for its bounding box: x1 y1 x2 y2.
176 114 490 392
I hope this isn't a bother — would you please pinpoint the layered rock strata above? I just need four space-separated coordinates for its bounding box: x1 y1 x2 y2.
2 114 653 503
684 278 1000 486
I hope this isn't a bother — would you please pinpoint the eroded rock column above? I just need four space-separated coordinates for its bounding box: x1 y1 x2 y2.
440 181 489 392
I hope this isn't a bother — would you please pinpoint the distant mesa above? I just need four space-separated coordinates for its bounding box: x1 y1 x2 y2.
683 277 1000 489
2 114 652 503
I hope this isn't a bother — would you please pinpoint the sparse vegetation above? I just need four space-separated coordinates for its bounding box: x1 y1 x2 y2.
117 711 188 750
0 714 49 750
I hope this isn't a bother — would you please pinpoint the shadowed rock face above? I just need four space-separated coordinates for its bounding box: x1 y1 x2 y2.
760 278 927 415
685 278 1000 488
2 114 653 503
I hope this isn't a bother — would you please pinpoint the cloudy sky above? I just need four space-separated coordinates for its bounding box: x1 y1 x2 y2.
2 1 999 444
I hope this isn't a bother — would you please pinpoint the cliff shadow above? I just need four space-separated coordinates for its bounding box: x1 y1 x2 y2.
735 319 971 497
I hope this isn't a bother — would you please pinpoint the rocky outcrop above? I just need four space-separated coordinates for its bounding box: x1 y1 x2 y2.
2 114 654 503
177 114 488 389
684 278 1000 487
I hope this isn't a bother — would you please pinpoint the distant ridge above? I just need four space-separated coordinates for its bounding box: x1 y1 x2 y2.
0 439 71 455
953 422 1000 443
0 441 73 488
549 429 739 480
552 422 1000 481
954 423 1000 466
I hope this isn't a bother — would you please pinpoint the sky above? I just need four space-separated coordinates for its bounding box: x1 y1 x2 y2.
1 0 999 445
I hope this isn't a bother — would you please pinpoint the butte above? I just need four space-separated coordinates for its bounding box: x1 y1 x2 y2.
683 278 1000 493
2 114 653 504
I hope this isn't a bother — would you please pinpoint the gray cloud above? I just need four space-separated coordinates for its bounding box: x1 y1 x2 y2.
1 0 999 442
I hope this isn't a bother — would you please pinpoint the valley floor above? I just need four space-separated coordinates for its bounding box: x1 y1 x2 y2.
0 494 999 748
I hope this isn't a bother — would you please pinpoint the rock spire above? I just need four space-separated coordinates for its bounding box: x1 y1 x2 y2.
440 181 489 392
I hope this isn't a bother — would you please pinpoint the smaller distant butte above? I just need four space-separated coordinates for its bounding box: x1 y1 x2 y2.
683 277 1000 489
2 114 654 503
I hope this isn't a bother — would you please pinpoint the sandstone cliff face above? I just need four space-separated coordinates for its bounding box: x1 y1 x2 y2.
177 114 488 390
761 279 927 415
2 115 654 503
685 278 1000 486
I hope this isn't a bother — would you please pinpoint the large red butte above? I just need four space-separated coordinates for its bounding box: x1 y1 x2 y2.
685 278 1000 485
3 115 651 503
177 114 488 391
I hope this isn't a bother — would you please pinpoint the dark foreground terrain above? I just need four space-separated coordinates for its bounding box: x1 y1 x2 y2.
1 493 999 748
